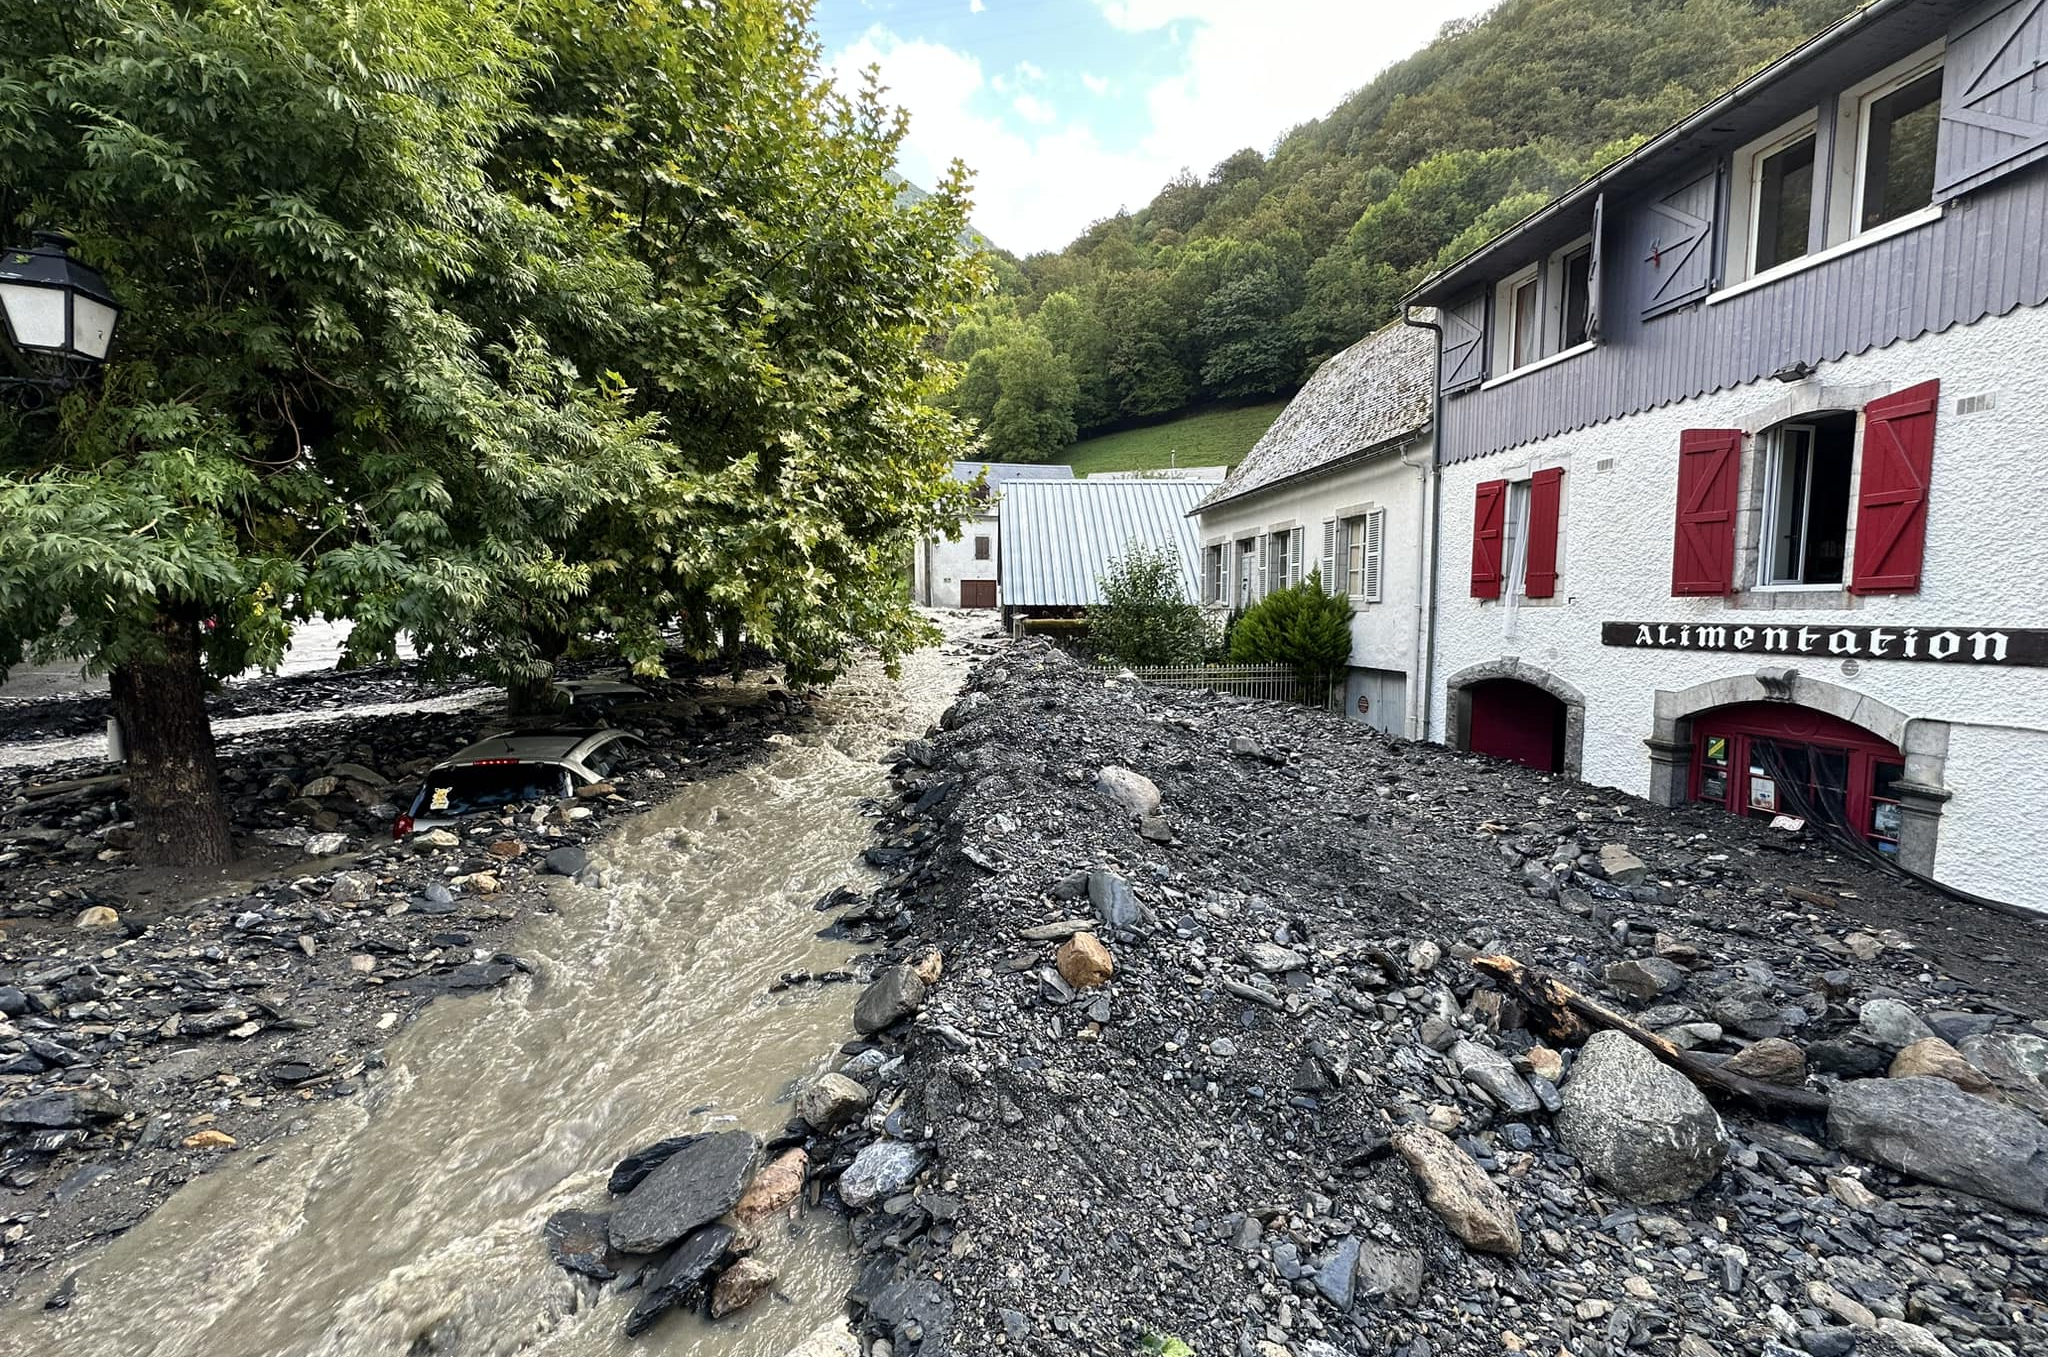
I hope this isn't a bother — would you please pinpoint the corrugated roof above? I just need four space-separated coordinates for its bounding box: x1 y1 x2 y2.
1195 321 1433 513
950 460 1076 486
1000 479 1208 608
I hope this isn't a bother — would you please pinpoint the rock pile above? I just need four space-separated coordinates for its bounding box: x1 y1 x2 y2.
820 640 2048 1357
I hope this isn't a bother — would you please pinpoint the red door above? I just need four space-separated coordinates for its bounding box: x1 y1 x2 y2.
1690 703 1905 854
1467 679 1566 773
960 580 997 609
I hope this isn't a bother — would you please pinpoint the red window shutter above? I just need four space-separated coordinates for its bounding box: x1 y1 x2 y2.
1851 380 1940 595
1471 479 1507 598
1672 429 1743 596
1524 467 1564 598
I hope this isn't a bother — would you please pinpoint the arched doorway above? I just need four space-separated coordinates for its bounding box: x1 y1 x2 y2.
1686 702 1906 856
1467 678 1568 774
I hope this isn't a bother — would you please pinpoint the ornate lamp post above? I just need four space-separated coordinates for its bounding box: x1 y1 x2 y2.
0 230 120 407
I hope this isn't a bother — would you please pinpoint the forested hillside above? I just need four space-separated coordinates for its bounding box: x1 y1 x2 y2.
946 0 1856 462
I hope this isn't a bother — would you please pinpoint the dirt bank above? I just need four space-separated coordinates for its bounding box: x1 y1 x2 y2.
831 641 2048 1357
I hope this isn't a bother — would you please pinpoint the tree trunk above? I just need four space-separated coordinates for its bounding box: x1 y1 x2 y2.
109 613 235 868
505 625 570 717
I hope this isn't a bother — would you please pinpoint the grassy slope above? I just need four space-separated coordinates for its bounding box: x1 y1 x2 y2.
1055 401 1286 476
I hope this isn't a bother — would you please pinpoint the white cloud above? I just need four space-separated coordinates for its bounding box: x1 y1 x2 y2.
970 0 986 11
1012 92 1057 125
830 26 1160 253
1080 72 1111 96
1015 59 1047 83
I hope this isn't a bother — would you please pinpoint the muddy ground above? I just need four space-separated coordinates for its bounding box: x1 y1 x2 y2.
829 640 2048 1357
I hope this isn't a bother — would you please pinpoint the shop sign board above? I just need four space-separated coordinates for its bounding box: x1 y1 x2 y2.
1601 622 2048 667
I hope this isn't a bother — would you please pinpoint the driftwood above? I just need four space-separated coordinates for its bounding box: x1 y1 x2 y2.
1786 885 1841 911
1473 954 1832 1116
22 772 128 800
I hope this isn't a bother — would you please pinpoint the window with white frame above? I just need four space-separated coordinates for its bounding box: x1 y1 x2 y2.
1493 232 1595 375
1339 509 1385 602
1202 544 1226 603
1846 56 1943 235
1269 529 1293 594
1502 481 1532 600
1494 265 1541 373
1757 413 1855 587
1733 115 1819 279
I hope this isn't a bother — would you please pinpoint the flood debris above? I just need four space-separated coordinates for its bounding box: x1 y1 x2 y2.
817 638 2048 1357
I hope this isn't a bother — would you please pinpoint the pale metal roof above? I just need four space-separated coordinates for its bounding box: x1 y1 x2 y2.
999 479 1207 608
949 460 1076 486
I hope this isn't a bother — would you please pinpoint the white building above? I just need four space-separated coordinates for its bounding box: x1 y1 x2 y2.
911 461 1072 609
1406 0 2048 910
1192 322 1437 736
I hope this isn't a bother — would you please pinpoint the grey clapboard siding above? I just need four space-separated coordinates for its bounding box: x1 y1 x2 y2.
1440 158 2048 465
1937 0 2048 199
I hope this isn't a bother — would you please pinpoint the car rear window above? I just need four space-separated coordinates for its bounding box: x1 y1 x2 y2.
409 763 570 818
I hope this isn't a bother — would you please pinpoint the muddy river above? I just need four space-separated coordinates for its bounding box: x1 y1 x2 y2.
15 625 979 1357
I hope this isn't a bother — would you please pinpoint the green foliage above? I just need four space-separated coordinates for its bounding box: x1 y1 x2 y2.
1087 541 1208 668
1229 573 1354 695
1139 1337 1195 1357
985 329 1078 461
1057 402 1284 476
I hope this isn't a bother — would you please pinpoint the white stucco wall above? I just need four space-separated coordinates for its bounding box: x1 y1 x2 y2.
1196 438 1434 736
917 511 999 609
1431 302 2048 910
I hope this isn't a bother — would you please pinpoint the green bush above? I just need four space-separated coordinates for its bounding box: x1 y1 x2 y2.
1087 541 1209 667
1229 571 1354 695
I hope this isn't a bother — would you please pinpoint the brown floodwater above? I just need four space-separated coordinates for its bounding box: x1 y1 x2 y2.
13 619 980 1357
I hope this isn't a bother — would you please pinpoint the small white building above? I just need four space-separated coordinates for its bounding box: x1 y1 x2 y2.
912 461 1073 609
1192 322 1437 736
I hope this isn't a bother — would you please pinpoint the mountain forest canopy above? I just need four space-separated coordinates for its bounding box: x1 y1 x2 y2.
947 0 1858 462
0 0 981 866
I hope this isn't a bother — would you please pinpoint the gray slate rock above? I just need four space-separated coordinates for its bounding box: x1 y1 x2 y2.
853 965 928 1035
839 1139 928 1208
1557 1030 1727 1203
1828 1075 2048 1213
1449 1039 1541 1114
1958 1031 2048 1117
543 845 589 877
607 1130 758 1254
607 1133 705 1195
1857 998 1935 1052
0 1089 126 1128
543 1209 617 1281
1605 956 1686 1001
796 1072 872 1131
1313 1235 1360 1308
1088 867 1139 929
1356 1239 1426 1307
623 1223 735 1336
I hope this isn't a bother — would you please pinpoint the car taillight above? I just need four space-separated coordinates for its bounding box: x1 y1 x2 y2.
393 814 414 840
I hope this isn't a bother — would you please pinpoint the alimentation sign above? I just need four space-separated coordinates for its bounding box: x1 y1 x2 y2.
1601 621 2048 667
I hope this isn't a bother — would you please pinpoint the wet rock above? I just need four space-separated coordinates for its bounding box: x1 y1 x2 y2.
796 1073 872 1131
1888 1037 1993 1094
1828 1076 2048 1213
608 1130 759 1254
543 1208 618 1280
838 1140 928 1208
1605 956 1685 1000
1557 1030 1727 1203
734 1148 807 1224
1356 1239 1425 1307
853 966 928 1035
542 845 589 878
1087 867 1138 929
1094 765 1162 817
1389 1123 1521 1255
1856 998 1934 1052
0 1089 127 1128
784 1320 861 1357
1449 1039 1540 1113
1724 1037 1809 1087
709 1257 777 1318
1055 932 1115 989
623 1222 736 1337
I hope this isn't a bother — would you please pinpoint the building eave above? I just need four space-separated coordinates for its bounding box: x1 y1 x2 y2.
1191 426 1428 518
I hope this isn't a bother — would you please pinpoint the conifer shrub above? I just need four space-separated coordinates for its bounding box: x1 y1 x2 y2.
1228 571 1354 697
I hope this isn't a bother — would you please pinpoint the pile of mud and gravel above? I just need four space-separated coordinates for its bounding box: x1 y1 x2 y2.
819 640 2048 1357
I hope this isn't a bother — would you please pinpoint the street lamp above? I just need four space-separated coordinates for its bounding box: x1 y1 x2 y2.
0 230 120 406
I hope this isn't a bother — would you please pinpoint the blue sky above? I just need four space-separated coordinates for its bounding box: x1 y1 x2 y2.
815 0 1496 255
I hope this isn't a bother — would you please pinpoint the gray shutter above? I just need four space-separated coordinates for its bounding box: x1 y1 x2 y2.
1641 170 1717 319
1320 519 1337 593
1202 545 1216 603
1290 527 1305 587
1441 292 1486 391
1937 0 2048 200
1364 509 1386 604
1255 534 1268 599
1585 191 1605 341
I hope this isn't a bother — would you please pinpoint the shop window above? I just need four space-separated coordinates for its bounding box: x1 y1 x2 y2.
1689 704 1903 851
1869 762 1906 856
1758 413 1853 587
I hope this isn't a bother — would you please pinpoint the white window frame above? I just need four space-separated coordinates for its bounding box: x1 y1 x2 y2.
1547 234 1594 351
1491 263 1542 375
1832 42 1945 247
1729 111 1820 283
1755 422 1849 591
1502 480 1533 608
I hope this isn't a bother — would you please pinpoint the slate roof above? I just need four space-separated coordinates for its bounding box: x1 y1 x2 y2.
1000 479 1208 608
949 461 1076 487
1195 321 1434 513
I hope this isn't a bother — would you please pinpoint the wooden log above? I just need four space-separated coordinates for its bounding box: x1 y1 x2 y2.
1473 953 1831 1116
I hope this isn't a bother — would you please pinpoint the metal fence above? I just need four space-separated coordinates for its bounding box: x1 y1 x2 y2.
1096 662 1304 703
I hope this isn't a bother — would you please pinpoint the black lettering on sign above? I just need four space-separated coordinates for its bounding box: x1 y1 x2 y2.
1600 622 2048 667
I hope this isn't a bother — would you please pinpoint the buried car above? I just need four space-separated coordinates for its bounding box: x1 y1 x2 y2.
395 728 640 837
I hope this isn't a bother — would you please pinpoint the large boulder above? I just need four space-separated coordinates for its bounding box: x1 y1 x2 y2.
796 1073 872 1131
1856 998 1935 1052
1888 1037 1993 1094
623 1223 736 1336
1958 1031 2048 1117
853 965 928 1035
1389 1124 1521 1256
1556 1031 1727 1203
608 1130 759 1254
1828 1076 2048 1213
733 1148 807 1224
1093 766 1162 817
